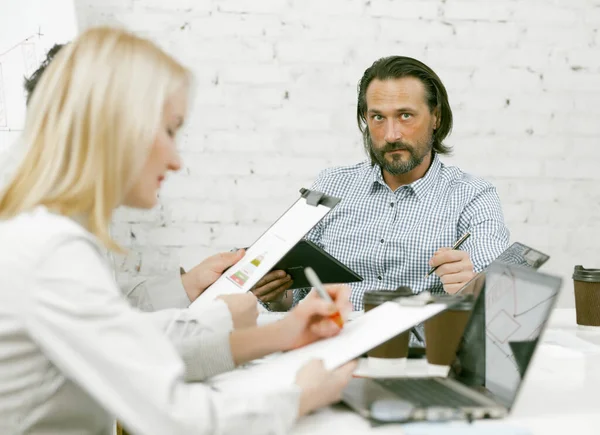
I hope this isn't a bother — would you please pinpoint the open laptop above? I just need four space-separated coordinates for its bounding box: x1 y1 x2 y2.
342 261 562 423
495 242 550 270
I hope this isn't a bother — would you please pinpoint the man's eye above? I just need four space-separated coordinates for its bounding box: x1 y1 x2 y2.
373 114 383 121
401 113 412 120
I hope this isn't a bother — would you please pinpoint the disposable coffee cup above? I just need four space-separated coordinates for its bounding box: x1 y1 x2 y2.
363 287 412 370
573 265 600 328
424 297 474 367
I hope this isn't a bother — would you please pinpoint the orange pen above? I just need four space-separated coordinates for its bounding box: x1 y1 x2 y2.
304 267 344 328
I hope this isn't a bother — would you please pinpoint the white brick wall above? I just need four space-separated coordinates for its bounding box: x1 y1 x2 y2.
44 0 600 306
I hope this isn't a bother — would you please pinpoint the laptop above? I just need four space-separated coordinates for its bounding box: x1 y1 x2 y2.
342 261 562 423
495 242 550 270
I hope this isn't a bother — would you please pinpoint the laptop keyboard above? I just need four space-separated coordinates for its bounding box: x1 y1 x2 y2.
375 378 483 407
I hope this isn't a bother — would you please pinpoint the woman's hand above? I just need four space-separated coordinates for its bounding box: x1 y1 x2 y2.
217 292 259 329
277 284 352 351
295 359 357 417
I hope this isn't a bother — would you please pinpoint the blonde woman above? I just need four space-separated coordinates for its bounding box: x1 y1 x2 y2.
22 42 261 335
0 26 355 435
20 41 263 385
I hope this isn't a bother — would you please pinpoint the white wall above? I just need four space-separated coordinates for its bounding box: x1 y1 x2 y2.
15 0 600 307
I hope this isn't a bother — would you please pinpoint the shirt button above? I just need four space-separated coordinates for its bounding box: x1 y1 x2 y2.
390 202 395 207
378 275 383 280
380 238 384 244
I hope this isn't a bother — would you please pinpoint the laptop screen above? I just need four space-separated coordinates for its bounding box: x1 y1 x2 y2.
448 262 562 408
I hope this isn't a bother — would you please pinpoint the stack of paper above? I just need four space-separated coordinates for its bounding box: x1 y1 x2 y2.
209 302 448 392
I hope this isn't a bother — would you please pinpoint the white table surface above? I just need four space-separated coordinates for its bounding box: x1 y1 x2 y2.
287 308 600 434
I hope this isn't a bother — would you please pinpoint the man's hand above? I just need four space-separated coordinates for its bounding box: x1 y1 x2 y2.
277 284 352 351
218 292 259 329
181 250 245 302
429 248 476 294
250 270 293 303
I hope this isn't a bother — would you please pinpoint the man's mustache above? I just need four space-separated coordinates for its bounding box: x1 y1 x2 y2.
381 142 412 153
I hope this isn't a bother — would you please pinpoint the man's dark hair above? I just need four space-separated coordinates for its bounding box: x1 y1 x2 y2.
356 55 453 155
23 43 65 105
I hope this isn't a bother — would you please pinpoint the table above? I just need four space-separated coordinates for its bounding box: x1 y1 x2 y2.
287 308 600 434
251 308 595 434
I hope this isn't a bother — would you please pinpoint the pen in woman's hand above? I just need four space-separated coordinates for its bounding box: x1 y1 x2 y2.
304 267 344 328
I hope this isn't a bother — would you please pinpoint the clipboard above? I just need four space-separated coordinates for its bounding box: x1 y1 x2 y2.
189 188 342 311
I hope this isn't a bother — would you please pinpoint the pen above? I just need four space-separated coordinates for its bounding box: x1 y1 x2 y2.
304 267 344 328
411 327 424 343
425 232 471 278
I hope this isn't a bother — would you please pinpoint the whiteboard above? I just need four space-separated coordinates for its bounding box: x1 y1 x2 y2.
0 0 78 182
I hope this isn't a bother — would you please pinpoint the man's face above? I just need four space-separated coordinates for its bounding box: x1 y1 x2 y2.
364 77 439 175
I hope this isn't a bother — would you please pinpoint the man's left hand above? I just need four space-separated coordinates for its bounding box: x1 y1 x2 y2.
429 248 475 294
181 249 245 302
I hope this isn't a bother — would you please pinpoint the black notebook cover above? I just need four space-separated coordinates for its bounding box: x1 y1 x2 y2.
270 240 363 290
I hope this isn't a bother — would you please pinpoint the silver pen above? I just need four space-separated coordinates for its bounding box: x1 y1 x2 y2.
304 267 344 328
425 232 471 278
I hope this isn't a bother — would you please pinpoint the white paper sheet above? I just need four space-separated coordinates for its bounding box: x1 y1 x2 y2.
257 310 365 326
190 196 333 311
208 301 449 392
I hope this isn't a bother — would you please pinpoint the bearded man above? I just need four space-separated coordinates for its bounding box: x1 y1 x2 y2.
252 56 510 316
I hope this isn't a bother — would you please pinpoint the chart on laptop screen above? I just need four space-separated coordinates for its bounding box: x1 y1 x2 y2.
483 264 561 405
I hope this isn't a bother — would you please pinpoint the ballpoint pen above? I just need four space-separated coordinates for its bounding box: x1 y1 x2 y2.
411 327 424 343
425 232 471 278
304 267 344 328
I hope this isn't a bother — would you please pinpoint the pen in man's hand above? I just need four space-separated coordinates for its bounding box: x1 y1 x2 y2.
304 267 344 328
425 232 472 278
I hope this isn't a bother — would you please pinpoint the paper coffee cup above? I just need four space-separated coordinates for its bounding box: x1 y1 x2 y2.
363 288 412 364
573 265 600 328
424 299 473 366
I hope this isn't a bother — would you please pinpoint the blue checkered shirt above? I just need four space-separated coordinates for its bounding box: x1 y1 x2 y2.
294 153 510 310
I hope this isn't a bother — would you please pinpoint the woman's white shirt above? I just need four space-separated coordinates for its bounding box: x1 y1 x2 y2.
0 207 300 434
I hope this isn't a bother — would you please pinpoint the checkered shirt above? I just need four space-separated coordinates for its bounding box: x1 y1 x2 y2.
294 153 510 310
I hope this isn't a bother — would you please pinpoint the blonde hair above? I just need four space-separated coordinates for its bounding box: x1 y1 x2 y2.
0 26 190 251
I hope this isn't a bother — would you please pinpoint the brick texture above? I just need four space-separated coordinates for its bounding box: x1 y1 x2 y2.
12 0 600 307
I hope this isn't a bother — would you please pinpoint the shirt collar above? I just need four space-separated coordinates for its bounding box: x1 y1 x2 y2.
410 152 441 200
370 162 387 188
370 152 442 200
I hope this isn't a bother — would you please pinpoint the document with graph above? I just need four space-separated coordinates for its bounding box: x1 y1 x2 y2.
189 188 340 311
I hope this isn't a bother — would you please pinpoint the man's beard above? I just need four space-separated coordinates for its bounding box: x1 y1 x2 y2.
365 130 433 175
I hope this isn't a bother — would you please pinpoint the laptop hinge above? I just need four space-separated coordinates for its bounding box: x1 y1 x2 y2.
436 378 507 419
